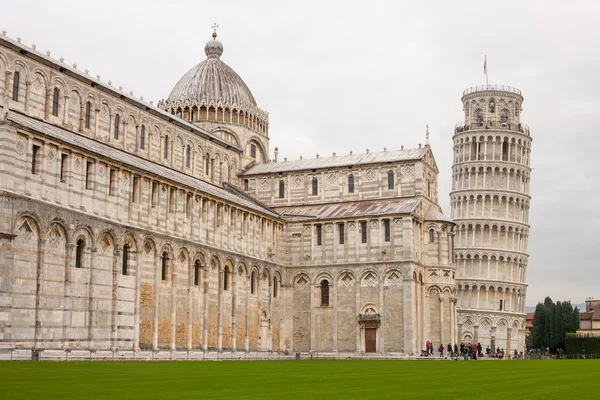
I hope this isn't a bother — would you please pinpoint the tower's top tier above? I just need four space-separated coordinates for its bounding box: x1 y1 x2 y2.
462 84 523 98
458 84 529 136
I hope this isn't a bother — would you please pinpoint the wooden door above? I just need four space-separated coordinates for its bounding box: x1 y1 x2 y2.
365 328 377 353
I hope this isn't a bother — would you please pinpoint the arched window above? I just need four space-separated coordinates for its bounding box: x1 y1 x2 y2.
428 229 436 243
140 125 146 149
251 270 257 294
113 113 120 139
75 239 85 269
12 71 20 102
161 252 168 281
194 260 201 286
84 102 92 129
273 276 278 298
51 88 60 117
312 177 318 195
502 140 509 161
348 174 355 193
223 267 229 291
278 180 285 198
205 153 210 175
163 135 169 159
250 143 257 159
122 244 130 275
387 170 395 190
321 280 329 306
186 145 191 168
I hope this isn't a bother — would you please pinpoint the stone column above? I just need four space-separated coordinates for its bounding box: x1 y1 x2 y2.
3 70 10 91
355 277 361 352
133 249 142 351
186 259 193 351
506 327 512 355
94 108 100 138
332 271 338 352
79 102 85 132
231 266 237 352
62 95 69 124
87 246 97 349
24 81 31 111
473 324 479 344
63 241 75 350
437 231 442 264
423 292 430 346
152 254 160 350
202 266 209 351
111 248 121 350
217 266 223 351
44 87 51 120
439 296 445 348
245 273 250 351
403 277 416 355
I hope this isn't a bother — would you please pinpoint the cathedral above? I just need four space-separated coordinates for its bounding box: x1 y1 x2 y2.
0 29 529 356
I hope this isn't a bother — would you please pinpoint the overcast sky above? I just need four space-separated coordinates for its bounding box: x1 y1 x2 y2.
3 0 599 306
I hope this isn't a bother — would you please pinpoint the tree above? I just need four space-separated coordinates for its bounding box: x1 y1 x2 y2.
544 297 555 350
563 301 574 334
532 303 546 349
530 298 580 353
554 301 564 350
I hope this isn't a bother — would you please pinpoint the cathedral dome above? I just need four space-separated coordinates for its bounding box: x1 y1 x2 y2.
166 33 257 107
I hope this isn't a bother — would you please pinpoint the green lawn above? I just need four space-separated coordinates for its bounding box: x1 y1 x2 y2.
0 359 597 399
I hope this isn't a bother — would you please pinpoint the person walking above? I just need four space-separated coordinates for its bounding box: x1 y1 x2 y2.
477 342 482 357
438 344 445 358
454 343 458 356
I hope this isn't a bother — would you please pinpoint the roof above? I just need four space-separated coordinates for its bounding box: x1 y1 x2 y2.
273 198 420 222
244 148 427 175
5 111 279 218
580 309 600 321
426 207 454 223
0 34 240 152
167 37 257 107
525 312 535 329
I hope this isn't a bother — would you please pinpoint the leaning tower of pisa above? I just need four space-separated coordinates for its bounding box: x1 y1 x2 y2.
450 85 532 354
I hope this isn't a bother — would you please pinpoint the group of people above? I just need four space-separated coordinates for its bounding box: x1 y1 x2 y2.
422 341 524 360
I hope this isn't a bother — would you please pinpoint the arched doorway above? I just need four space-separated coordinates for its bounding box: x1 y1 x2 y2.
359 305 380 353
259 310 269 351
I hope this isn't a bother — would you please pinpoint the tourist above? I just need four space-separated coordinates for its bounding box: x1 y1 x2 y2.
460 343 465 355
477 342 482 357
454 343 458 356
448 342 452 357
486 346 491 357
438 344 444 358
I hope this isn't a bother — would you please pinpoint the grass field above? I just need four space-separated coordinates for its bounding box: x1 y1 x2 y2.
0 359 598 399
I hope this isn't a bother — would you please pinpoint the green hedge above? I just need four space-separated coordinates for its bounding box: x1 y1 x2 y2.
565 333 600 354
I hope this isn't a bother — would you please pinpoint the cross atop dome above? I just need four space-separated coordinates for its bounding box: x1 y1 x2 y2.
211 22 219 39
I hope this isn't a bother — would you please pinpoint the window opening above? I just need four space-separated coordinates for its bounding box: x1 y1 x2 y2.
51 88 59 117
12 71 20 102
361 221 367 243
321 280 329 306
113 114 120 139
75 239 84 269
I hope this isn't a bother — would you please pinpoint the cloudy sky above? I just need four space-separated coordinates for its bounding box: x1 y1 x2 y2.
3 0 599 306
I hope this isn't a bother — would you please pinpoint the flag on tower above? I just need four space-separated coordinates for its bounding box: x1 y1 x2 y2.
484 55 488 85
484 55 487 75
